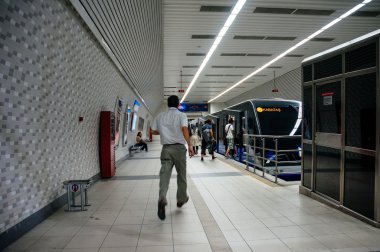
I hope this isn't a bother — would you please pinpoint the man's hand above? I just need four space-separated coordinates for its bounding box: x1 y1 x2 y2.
188 145 195 157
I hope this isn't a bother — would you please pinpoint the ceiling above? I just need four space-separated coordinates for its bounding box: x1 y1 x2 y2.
73 0 380 114
163 0 380 103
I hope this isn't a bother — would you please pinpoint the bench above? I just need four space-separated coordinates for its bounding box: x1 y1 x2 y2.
63 179 92 211
129 144 144 157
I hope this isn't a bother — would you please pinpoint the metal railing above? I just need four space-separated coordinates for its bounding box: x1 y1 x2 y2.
243 134 302 183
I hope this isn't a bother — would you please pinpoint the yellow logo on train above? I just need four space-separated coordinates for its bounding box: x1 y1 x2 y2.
256 107 281 112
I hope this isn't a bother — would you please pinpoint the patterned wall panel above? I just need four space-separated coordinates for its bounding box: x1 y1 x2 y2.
225 67 302 107
0 0 150 233
77 0 163 115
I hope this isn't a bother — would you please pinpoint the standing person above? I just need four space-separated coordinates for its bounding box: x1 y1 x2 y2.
225 118 235 158
190 124 201 155
201 119 216 161
135 131 148 151
152 95 195 220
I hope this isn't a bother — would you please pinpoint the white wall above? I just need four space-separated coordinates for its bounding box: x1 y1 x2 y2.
209 102 227 114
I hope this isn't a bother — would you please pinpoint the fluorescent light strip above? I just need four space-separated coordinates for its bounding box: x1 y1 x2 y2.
180 0 247 103
208 0 372 103
303 28 380 63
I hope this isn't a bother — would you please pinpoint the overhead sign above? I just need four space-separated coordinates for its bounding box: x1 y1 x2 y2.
179 103 208 112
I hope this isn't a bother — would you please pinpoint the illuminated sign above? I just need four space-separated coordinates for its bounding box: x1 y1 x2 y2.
179 103 208 112
256 107 282 113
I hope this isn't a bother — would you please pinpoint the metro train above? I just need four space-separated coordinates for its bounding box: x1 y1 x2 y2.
199 98 302 180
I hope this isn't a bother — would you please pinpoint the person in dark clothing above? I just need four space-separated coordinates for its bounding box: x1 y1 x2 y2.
135 131 148 151
201 119 215 161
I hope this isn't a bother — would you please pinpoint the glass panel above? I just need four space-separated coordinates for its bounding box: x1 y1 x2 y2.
303 86 312 140
345 43 376 72
314 55 342 80
302 143 312 189
303 65 312 82
345 73 376 150
316 81 341 133
255 101 301 135
122 105 131 146
344 151 375 219
315 146 340 201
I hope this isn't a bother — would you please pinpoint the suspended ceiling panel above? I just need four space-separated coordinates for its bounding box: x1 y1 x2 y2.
73 0 163 114
164 0 380 103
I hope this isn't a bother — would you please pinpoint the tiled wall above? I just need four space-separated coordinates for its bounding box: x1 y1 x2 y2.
0 0 151 233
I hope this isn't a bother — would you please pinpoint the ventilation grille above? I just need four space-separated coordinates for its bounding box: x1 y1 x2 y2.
212 65 255 68
352 11 380 17
293 9 334 16
220 53 272 57
187 53 206 56
247 53 272 57
234 36 266 40
200 81 234 83
200 6 232 12
266 36 296 41
254 7 295 14
205 74 244 77
311 38 335 42
221 53 247 56
78 0 162 113
253 7 334 16
285 54 304 57
234 36 296 41
212 66 234 68
192 35 216 39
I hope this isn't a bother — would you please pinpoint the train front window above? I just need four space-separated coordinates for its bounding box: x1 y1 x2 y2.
256 104 300 135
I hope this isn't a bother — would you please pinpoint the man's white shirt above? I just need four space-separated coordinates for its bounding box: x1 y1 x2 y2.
152 107 188 145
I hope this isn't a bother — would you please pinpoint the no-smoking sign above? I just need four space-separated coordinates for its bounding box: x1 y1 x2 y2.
71 184 79 192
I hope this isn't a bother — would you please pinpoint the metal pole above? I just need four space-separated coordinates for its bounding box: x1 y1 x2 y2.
71 191 75 207
262 137 265 178
80 184 85 211
253 136 257 173
85 187 89 206
66 184 71 211
275 138 278 183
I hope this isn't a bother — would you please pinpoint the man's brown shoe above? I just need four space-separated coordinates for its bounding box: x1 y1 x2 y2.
177 196 189 208
158 200 167 220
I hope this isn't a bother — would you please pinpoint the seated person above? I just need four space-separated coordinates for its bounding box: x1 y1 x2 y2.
135 131 148 151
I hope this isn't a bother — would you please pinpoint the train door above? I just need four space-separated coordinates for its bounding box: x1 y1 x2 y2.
213 117 219 152
238 111 247 162
220 116 228 154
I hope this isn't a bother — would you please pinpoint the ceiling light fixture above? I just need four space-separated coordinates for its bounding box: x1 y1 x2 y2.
180 0 247 103
208 0 373 103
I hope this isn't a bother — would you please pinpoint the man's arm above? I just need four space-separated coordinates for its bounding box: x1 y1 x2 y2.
182 126 194 157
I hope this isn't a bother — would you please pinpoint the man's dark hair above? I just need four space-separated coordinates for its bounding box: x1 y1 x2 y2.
167 95 179 108
205 119 212 124
228 118 234 124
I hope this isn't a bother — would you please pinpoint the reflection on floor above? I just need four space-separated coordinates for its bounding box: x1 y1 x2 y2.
4 137 380 252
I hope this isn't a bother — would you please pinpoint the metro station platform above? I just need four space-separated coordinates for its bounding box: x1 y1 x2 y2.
4 137 380 252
